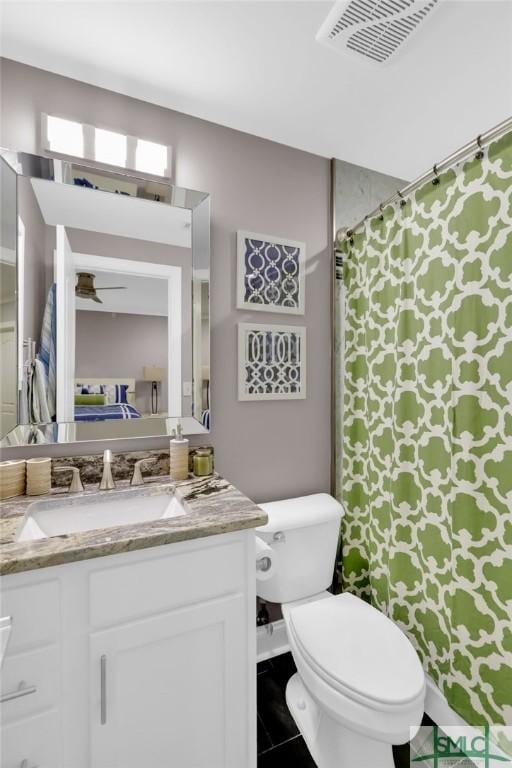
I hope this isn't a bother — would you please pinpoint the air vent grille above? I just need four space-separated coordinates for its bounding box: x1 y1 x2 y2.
317 0 439 63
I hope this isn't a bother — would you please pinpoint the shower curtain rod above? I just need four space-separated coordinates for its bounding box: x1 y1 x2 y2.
338 114 512 243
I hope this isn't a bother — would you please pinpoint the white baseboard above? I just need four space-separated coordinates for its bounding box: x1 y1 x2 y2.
425 674 469 728
257 619 290 662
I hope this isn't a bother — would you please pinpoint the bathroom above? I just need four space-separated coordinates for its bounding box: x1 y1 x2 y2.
0 1 510 767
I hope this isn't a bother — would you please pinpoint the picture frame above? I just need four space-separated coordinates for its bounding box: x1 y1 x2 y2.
238 322 306 401
236 230 306 315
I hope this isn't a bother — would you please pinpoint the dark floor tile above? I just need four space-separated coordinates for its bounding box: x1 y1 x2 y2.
259 736 417 768
393 742 412 768
257 714 272 755
270 652 297 686
258 653 434 767
257 659 273 675
421 712 436 727
257 666 299 746
258 736 316 768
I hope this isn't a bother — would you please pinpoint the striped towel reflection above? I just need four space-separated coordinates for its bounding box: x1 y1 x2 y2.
39 283 57 419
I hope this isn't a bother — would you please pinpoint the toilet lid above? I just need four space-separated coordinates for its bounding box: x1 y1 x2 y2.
289 593 424 707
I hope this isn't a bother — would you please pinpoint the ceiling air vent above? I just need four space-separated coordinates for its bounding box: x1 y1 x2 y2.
317 0 440 64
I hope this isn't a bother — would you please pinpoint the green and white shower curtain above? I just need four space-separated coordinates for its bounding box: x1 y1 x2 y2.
338 131 512 732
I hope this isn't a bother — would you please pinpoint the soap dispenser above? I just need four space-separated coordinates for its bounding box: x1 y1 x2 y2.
170 423 189 481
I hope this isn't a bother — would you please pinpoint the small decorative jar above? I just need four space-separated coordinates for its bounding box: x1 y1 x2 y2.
0 460 26 500
193 448 213 477
26 457 52 496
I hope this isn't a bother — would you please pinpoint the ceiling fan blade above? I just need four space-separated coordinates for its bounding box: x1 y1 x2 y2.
75 288 103 304
95 286 127 291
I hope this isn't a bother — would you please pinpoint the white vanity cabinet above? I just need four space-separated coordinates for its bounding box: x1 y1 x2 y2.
90 595 246 767
0 530 257 768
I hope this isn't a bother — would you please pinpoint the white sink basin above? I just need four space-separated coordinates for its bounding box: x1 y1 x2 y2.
16 486 187 542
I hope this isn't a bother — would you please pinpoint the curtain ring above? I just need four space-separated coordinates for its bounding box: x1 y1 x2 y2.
475 134 484 160
432 164 440 185
397 189 407 208
336 227 348 244
379 203 385 221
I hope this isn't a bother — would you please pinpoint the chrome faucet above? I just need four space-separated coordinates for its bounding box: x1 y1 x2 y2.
130 457 157 486
99 449 115 491
54 466 84 493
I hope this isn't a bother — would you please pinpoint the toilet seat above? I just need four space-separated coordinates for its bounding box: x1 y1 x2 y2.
287 593 425 711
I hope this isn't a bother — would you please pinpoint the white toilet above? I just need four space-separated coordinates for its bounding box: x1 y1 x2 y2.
256 493 425 768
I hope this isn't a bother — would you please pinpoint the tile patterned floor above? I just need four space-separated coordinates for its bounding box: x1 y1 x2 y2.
257 653 315 767
257 652 436 768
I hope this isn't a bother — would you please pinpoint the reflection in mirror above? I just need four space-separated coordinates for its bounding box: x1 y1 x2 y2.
0 153 210 445
0 158 18 437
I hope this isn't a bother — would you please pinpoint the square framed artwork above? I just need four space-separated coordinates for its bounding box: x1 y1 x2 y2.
238 322 306 401
236 231 306 315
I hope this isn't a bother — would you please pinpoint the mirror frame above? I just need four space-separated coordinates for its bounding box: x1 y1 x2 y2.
0 148 211 447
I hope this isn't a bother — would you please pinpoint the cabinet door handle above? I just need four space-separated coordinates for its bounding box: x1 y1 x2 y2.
100 654 107 725
1 681 37 703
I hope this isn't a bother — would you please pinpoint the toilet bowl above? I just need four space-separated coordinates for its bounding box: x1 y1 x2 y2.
283 592 425 768
256 494 425 768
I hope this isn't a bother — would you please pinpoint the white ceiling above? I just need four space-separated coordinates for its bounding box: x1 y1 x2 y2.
2 1 512 180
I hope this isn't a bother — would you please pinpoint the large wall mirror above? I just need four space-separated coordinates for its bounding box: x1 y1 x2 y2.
0 150 210 446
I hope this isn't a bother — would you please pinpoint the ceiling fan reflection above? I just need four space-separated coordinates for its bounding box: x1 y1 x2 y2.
75 272 127 304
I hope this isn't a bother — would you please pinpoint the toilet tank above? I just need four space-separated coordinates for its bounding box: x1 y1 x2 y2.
256 494 343 604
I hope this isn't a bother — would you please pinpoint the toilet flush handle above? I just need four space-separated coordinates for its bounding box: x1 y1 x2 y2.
273 531 285 542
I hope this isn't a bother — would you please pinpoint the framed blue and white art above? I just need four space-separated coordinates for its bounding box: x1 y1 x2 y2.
236 231 306 315
238 322 306 401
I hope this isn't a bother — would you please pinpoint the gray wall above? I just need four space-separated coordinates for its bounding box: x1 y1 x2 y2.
0 58 331 504
333 158 406 499
75 310 168 414
17 175 53 344
0 157 16 253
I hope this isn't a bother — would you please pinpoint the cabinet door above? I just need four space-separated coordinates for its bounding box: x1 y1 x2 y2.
90 594 249 768
1 710 61 768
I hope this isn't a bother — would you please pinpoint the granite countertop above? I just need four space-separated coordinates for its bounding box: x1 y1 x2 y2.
0 474 267 576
